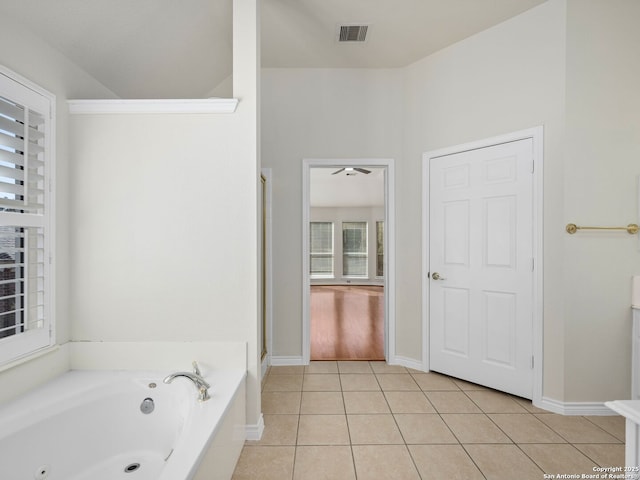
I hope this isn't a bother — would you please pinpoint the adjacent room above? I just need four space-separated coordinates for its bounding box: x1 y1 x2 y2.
309 166 386 361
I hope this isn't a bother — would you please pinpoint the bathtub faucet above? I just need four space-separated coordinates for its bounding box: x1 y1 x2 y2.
163 361 211 402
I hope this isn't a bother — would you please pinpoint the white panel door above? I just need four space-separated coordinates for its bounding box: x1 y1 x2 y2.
429 139 534 398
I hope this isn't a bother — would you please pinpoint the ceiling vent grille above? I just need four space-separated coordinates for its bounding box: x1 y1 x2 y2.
338 25 368 42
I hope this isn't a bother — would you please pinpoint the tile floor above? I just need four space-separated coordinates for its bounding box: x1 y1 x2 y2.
231 361 625 480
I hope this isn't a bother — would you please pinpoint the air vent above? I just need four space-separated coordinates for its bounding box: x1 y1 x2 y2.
338 25 368 42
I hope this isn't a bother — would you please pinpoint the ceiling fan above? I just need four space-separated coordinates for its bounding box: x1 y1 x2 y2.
331 167 371 175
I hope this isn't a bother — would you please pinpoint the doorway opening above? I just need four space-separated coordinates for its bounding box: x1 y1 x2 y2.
302 159 395 364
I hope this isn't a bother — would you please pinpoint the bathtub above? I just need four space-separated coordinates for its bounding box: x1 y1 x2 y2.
0 368 246 480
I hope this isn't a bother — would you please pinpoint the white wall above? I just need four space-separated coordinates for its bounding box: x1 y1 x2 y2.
310 207 385 284
562 0 640 402
0 14 117 401
403 0 568 397
264 0 640 404
261 68 403 357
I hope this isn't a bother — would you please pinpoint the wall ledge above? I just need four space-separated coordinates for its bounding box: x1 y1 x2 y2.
68 98 238 115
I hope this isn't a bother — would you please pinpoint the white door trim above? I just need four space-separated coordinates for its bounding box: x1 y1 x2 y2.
302 158 396 364
422 126 544 406
261 168 273 377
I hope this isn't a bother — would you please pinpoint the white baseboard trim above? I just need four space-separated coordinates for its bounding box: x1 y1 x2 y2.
270 356 305 366
245 414 264 441
390 355 425 372
538 396 619 416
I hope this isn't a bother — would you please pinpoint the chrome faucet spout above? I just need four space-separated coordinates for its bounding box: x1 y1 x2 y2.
163 365 211 401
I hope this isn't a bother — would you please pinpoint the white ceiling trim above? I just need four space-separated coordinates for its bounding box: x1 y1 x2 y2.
68 98 239 115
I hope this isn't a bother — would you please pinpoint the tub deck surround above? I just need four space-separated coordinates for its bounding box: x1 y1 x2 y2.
0 369 246 480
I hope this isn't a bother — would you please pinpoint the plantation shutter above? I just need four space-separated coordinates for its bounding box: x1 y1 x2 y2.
0 70 53 364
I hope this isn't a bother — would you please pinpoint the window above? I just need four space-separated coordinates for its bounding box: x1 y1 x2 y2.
310 222 333 277
376 221 384 277
342 221 367 277
0 67 54 365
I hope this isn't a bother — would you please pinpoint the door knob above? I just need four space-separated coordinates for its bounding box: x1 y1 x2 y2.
431 272 446 280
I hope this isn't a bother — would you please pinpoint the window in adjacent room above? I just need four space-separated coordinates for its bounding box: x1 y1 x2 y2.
310 221 334 278
0 67 55 365
376 220 384 278
342 221 367 277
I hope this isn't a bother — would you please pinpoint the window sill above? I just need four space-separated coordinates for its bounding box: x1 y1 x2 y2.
0 344 61 374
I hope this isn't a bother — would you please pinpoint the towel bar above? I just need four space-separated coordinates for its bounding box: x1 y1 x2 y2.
566 223 639 235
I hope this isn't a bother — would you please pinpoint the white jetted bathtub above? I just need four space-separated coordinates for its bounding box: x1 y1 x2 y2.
0 368 246 480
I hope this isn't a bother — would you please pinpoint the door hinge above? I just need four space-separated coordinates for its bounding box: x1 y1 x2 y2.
531 159 535 174
531 258 534 271
530 356 535 369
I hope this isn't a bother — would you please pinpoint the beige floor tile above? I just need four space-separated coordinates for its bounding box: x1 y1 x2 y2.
262 391 302 415
513 396 550 414
297 414 350 445
263 374 303 392
519 443 597 474
248 414 298 446
340 373 380 391
293 446 356 480
269 365 305 375
375 373 420 391
384 391 436 413
352 445 420 480
300 391 345 414
584 415 625 442
465 390 529 413
465 444 543 480
232 446 295 480
305 361 338 374
452 378 490 391
338 361 373 373
409 444 485 480
302 374 341 391
426 391 482 413
441 414 511 443
535 414 622 444
394 413 458 444
347 414 404 444
574 443 625 467
488 414 565 443
411 372 460 391
369 361 408 374
343 391 390 414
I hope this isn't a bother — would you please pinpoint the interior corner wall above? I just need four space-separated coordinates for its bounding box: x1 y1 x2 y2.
403 0 568 396
0 14 117 402
261 68 403 358
562 0 640 402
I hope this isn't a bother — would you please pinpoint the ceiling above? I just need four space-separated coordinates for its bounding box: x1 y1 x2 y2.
0 0 546 98
310 167 385 208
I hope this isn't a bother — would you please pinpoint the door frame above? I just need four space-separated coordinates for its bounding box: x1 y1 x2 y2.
302 158 396 364
261 168 273 378
422 126 544 405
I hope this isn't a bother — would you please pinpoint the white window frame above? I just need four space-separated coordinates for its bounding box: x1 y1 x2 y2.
0 66 55 366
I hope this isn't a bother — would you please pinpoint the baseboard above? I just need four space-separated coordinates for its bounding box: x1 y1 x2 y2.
390 355 425 372
539 396 620 416
270 356 305 366
245 413 264 441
